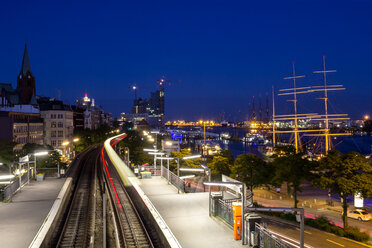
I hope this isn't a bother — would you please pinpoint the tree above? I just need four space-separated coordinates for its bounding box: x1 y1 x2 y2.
230 154 267 201
170 149 202 171
118 130 152 166
20 143 62 169
74 124 114 152
217 149 234 165
0 139 17 163
209 156 231 176
271 146 314 208
315 150 372 228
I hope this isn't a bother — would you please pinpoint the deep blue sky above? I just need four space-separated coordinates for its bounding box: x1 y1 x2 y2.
0 0 371 120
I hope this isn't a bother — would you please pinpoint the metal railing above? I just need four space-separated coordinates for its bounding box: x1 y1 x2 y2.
161 166 185 193
255 222 294 248
0 168 33 201
214 199 234 225
149 168 162 176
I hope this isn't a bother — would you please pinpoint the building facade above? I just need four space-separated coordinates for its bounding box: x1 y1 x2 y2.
71 105 84 132
38 97 74 160
76 93 112 130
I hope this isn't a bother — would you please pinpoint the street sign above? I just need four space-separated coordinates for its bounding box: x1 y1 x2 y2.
19 155 29 162
354 192 364 208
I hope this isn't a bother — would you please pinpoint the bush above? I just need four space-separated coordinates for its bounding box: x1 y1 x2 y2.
330 226 345 237
280 212 297 222
343 226 370 242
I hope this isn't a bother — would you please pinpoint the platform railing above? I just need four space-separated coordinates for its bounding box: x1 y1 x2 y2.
0 168 33 201
160 166 185 193
255 222 294 248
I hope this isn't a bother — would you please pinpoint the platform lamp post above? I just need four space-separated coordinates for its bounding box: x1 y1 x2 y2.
72 138 80 159
156 156 174 184
147 151 165 175
32 151 49 179
201 164 212 217
177 155 202 193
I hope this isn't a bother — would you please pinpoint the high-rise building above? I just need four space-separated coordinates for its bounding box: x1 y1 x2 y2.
147 89 164 127
130 87 164 128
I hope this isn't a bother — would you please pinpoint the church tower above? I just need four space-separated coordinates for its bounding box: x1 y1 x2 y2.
17 43 36 104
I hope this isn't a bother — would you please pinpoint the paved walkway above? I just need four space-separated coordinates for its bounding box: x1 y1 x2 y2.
138 176 244 248
0 177 66 248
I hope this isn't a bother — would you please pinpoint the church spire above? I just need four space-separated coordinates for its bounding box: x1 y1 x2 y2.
17 43 36 105
20 43 32 76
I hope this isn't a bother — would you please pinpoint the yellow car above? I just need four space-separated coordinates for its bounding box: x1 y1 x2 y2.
347 209 372 221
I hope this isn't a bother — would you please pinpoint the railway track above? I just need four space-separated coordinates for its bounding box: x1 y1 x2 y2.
55 144 156 248
103 149 155 248
56 148 98 248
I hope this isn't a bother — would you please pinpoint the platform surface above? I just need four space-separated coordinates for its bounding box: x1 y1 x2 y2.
138 176 244 248
0 178 66 248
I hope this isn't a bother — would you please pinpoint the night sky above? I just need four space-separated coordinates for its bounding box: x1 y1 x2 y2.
0 1 371 121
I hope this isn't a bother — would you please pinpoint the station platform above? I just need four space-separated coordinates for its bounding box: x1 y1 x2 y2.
138 176 244 248
0 178 66 248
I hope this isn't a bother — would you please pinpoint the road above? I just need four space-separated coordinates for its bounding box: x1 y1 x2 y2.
253 188 372 238
262 216 372 248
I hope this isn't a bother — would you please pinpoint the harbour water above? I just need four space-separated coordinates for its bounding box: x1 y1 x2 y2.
176 126 372 157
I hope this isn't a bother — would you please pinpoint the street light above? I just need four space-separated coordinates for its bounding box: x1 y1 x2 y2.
147 151 165 174
180 175 195 180
148 152 165 155
33 151 49 178
156 156 174 183
177 154 202 193
143 148 158 152
0 175 15 180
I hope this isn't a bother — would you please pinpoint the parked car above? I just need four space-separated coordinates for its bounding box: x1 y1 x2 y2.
347 209 372 221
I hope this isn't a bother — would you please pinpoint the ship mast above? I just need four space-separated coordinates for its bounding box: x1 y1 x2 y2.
313 56 335 153
311 56 349 154
283 62 305 153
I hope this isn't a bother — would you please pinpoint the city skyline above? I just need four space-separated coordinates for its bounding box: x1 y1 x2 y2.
1 1 371 120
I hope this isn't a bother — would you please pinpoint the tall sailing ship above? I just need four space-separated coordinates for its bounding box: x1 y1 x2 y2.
271 56 350 156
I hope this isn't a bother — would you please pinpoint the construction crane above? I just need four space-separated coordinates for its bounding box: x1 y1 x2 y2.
128 83 157 102
156 76 179 91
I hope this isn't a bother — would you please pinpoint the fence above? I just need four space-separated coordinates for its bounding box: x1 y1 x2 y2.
255 223 294 248
160 166 186 193
214 198 241 226
0 168 33 201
